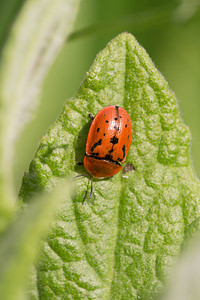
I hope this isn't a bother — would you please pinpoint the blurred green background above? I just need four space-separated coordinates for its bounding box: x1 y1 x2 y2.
14 0 200 192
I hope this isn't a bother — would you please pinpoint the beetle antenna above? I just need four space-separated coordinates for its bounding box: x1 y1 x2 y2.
73 174 88 180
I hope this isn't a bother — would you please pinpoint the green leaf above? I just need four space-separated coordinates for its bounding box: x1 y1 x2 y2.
0 0 25 50
161 236 200 300
0 0 80 215
0 180 70 300
19 33 200 299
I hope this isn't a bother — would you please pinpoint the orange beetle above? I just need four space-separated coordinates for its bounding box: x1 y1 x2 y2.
84 105 132 178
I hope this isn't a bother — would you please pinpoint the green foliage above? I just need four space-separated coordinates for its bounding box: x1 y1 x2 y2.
19 33 200 299
0 0 80 298
0 0 200 298
0 182 71 300
0 0 80 219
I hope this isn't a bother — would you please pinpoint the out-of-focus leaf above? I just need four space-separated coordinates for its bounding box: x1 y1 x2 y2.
161 234 200 300
0 0 25 50
0 180 70 300
0 0 80 217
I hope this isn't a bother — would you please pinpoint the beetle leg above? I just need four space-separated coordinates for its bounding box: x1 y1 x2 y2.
88 113 94 120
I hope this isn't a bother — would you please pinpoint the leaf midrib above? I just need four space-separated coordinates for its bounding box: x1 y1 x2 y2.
106 34 129 300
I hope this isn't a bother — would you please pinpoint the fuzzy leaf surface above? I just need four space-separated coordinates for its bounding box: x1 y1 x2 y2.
20 33 200 299
0 0 80 213
0 181 70 300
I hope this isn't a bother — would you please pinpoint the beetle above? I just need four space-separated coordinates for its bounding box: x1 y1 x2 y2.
75 106 133 199
83 105 132 180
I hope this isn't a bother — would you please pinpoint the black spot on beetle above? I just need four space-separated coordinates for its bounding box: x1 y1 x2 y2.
110 136 119 145
125 124 127 128
119 116 122 118
91 139 102 152
105 154 113 160
97 128 100 132
114 126 121 132
114 117 118 121
122 145 126 159
105 120 109 123
117 157 123 162
103 133 106 136
92 152 99 156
